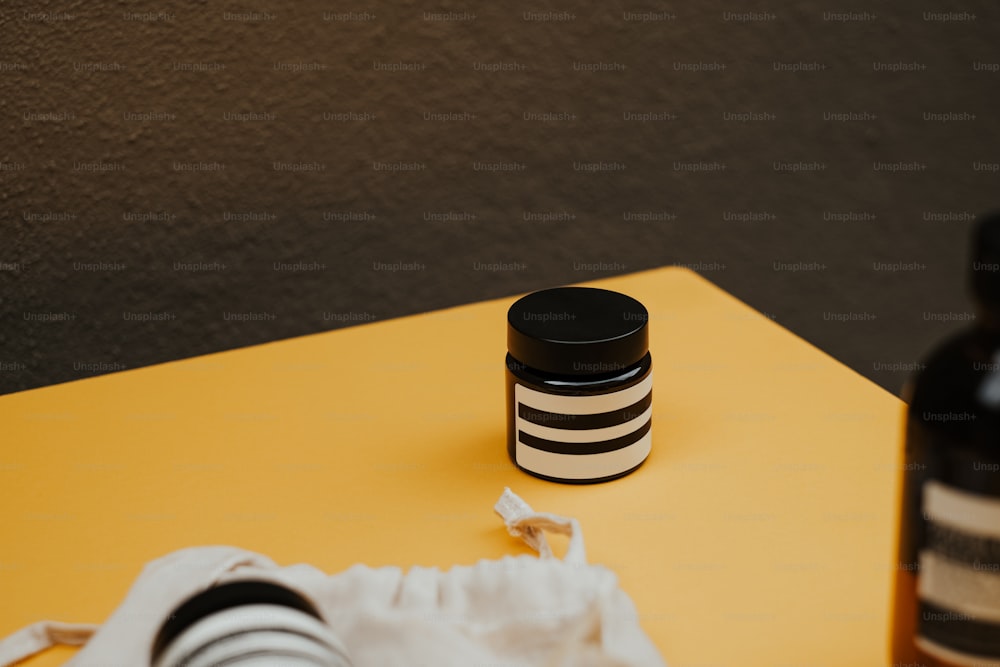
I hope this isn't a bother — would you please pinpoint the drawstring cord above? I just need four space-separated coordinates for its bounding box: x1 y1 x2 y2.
494 487 587 566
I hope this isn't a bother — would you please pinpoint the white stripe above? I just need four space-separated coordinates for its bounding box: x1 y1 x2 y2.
916 636 1000 667
514 372 652 416
516 431 651 480
924 481 1000 539
516 405 652 443
918 551 1000 624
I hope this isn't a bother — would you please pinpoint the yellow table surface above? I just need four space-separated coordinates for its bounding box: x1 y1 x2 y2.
0 267 903 666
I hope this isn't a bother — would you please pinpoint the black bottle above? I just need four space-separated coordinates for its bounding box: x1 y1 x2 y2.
892 212 1000 667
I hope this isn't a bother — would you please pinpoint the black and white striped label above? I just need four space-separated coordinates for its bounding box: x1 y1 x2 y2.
514 373 652 480
917 481 1000 666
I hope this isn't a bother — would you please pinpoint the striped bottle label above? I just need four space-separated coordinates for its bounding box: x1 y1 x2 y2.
916 480 1000 666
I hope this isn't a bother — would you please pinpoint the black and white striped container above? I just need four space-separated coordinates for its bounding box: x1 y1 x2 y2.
505 287 653 484
151 581 352 667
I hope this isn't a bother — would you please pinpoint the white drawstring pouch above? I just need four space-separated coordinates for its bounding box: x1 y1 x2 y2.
0 488 666 667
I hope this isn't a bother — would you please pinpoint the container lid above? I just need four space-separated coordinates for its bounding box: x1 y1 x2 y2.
507 286 649 376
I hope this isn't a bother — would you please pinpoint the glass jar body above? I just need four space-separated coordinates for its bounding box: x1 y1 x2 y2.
505 351 653 484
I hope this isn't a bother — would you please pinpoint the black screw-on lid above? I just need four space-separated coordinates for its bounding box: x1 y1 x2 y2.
971 211 1000 308
507 286 649 376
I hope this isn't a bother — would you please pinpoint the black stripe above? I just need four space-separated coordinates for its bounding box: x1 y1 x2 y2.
519 418 651 456
918 600 1000 658
926 521 1000 569
516 458 649 485
518 390 652 431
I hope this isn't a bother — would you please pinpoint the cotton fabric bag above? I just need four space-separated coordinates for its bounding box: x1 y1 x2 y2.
0 488 666 666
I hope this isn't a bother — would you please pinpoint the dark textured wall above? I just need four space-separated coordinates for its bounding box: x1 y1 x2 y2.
2 1 998 396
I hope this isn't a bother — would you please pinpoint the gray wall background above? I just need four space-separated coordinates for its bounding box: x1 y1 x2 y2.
1 0 998 397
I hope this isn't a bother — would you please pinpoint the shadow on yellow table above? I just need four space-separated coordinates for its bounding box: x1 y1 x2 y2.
0 267 902 666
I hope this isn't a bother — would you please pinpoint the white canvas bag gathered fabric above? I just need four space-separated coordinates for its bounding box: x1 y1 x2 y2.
0 488 667 667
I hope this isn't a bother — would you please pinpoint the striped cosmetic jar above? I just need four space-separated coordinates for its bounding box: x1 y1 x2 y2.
506 286 653 483
151 581 352 667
